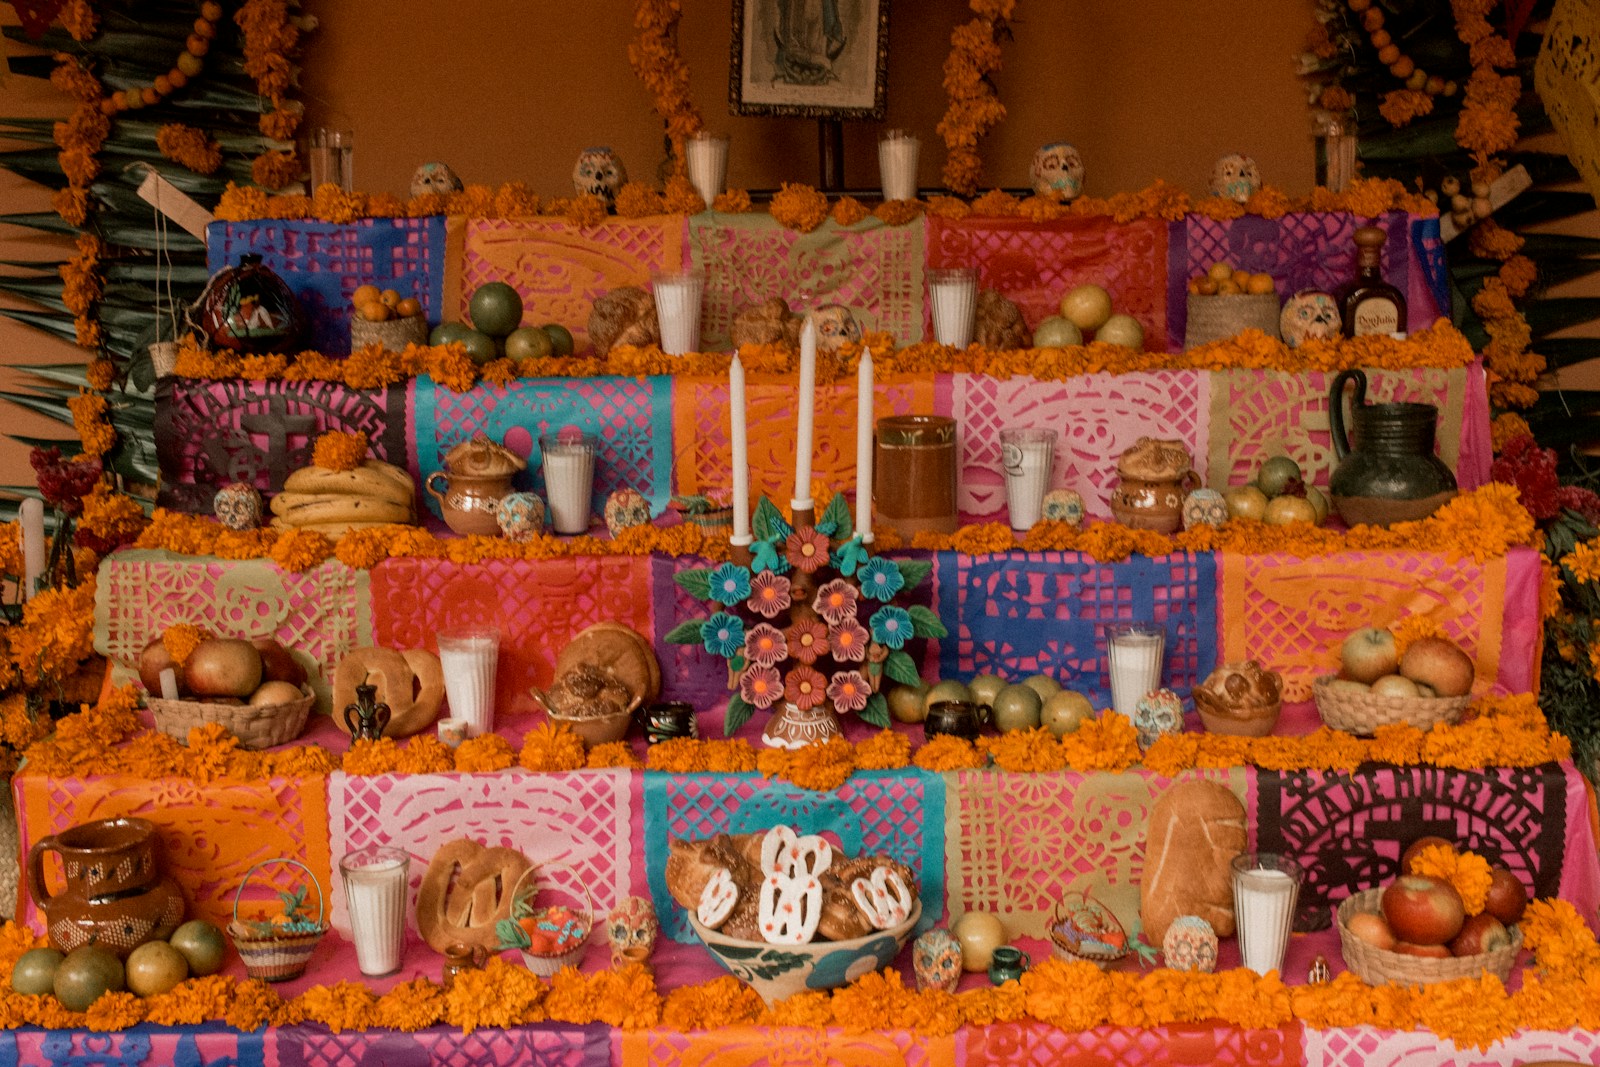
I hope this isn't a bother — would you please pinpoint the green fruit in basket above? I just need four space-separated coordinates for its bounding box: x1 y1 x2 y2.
459 329 499 366
967 673 1006 707
10 947 63 996
505 326 554 362
53 945 124 1012
543 323 575 357
1257 455 1303 498
126 940 189 997
468 282 524 337
169 920 226 977
991 683 1042 732
429 321 470 347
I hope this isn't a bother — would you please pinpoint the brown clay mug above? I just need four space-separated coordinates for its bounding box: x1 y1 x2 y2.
925 700 988 742
27 816 187 958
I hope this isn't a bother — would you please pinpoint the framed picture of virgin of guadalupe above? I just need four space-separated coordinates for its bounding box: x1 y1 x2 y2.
730 0 890 120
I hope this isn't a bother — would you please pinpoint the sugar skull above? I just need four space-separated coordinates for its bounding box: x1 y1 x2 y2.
1041 489 1085 527
606 895 659 967
1162 915 1218 973
409 162 463 199
812 303 861 355
1133 688 1184 750
1279 290 1342 348
1210 154 1262 204
572 146 628 206
1182 488 1229 530
214 482 263 530
604 487 651 537
496 491 546 542
1030 142 1086 203
913 927 964 993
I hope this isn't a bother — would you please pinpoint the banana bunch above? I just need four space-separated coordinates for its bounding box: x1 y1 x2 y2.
270 460 416 536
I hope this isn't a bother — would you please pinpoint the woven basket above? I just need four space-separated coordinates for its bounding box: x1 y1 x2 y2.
228 858 328 982
1185 293 1282 348
507 865 593 978
351 314 427 352
1047 893 1129 970
148 686 314 750
1312 676 1471 736
680 506 733 536
1336 888 1521 986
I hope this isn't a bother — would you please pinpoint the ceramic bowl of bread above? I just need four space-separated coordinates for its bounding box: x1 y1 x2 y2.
1193 660 1283 737
668 827 921 1005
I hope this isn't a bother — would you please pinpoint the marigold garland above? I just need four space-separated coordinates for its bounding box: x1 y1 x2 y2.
1408 844 1493 915
938 1 1014 195
67 392 115 457
155 124 223 175
626 0 703 169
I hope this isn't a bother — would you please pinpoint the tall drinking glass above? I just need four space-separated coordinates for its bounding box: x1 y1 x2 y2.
686 132 729 211
652 270 705 355
928 267 977 348
1000 428 1056 530
437 627 499 737
878 129 920 201
1231 853 1304 976
340 845 409 977
308 129 354 192
1107 623 1164 717
541 432 597 534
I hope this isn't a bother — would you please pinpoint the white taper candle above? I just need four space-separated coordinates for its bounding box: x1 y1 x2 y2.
793 317 817 509
729 354 751 543
855 348 874 542
20 498 44 600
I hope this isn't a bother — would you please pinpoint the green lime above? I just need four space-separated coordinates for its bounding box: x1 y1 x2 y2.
1022 673 1062 701
1257 455 1303 498
1041 690 1095 737
505 326 554 361
429 321 470 347
543 323 575 357
10 947 62 996
991 683 1043 732
887 682 930 724
922 679 973 715
459 329 499 365
53 945 123 1012
468 282 524 337
967 673 1006 707
169 919 226 977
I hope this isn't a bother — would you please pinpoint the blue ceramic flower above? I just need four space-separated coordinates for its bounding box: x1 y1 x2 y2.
868 606 913 649
857 557 905 602
750 539 791 575
807 933 900 991
708 562 753 605
701 612 745 658
832 535 869 577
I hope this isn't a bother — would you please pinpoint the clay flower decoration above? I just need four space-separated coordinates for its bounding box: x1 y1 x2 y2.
829 618 870 663
868 606 913 650
743 623 787 669
813 579 859 627
707 562 752 606
785 666 827 709
785 527 830 573
739 666 783 709
746 571 792 619
785 618 829 665
827 670 871 715
857 557 906 602
700 612 744 658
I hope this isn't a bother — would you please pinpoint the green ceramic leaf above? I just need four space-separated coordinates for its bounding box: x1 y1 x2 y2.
884 651 921 688
895 559 932 590
753 497 793 543
816 492 852 536
725 693 754 736
908 604 948 639
859 692 890 729
664 620 706 645
674 568 713 600
496 918 530 950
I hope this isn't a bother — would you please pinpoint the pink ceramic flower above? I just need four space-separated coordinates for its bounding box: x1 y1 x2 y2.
784 528 830 574
743 623 788 670
746 570 793 619
812 578 859 627
784 618 829 665
828 619 870 663
740 665 783 709
826 670 871 715
784 665 828 710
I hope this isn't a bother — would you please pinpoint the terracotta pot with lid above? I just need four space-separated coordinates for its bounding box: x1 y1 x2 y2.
426 434 528 536
1108 437 1200 534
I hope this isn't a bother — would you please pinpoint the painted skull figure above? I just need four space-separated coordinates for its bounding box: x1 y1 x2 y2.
606 895 659 966
1279 290 1342 348
1181 488 1229 530
812 303 862 355
1210 154 1262 204
1162 916 1219 973
604 487 652 537
213 482 263 530
572 147 629 206
913 927 964 993
1133 688 1184 750
1030 142 1086 203
409 162 463 199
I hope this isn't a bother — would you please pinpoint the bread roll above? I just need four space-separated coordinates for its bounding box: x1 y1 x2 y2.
1141 779 1247 943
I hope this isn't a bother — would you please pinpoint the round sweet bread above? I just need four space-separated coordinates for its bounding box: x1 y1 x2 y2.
555 623 660 705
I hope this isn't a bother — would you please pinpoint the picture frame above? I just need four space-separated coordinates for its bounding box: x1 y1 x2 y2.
729 0 890 121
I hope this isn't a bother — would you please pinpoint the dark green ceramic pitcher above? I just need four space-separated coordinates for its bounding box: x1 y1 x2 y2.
1328 369 1457 527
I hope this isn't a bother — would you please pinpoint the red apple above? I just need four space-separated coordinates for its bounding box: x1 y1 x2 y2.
138 637 177 695
1382 874 1465 945
251 636 306 687
181 638 262 699
1392 941 1452 958
1400 835 1456 876
1483 867 1528 925
1341 627 1399 684
1346 911 1397 951
1449 912 1510 957
1399 636 1474 698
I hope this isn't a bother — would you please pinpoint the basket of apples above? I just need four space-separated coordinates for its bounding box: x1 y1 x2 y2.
1314 627 1474 736
1337 838 1527 986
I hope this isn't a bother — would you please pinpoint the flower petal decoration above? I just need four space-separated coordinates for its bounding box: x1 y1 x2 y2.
785 527 830 574
708 562 753 605
740 665 783 709
868 605 913 650
784 665 828 710
746 570 793 619
828 619 870 663
813 578 859 627
701 612 746 658
784 617 830 665
826 670 871 715
743 622 788 669
857 557 905 602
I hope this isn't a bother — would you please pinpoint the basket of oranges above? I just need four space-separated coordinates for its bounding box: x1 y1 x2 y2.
1185 263 1282 348
496 865 593 978
349 284 428 352
227 858 329 982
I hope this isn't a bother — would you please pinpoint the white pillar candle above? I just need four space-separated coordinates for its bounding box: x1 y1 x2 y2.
793 317 817 510
158 668 179 701
686 132 730 212
854 348 874 542
19 498 44 600
729 354 751 545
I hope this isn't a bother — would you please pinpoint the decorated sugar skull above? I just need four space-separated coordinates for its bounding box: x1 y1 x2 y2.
606 895 659 967
1133 688 1184 750
913 927 964 993
1210 154 1262 204
1041 489 1086 527
1162 915 1218 973
213 482 263 530
812 303 862 355
572 146 629 206
604 487 651 537
1181 487 1229 530
1279 290 1342 348
409 161 463 199
1030 142 1086 203
496 491 546 542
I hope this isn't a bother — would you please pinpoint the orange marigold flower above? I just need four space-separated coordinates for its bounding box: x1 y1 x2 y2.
155 124 223 175
769 183 830 233
1498 254 1537 298
713 189 753 213
311 430 368 472
913 733 985 771
454 733 516 773
251 150 301 191
1379 89 1435 128
831 196 871 227
161 622 208 666
517 722 587 772
614 182 667 219
1408 844 1494 915
1319 85 1354 112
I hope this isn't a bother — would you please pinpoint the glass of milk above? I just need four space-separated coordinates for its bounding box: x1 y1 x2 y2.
685 132 729 211
1107 623 1164 718
1000 427 1057 530
927 267 978 348
652 270 706 356
1231 853 1304 976
339 845 409 977
540 432 597 535
878 129 920 202
437 626 499 737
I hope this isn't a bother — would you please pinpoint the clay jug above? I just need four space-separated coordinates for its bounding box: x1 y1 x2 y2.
1328 369 1457 527
1108 437 1200 534
426 434 527 537
27 817 187 958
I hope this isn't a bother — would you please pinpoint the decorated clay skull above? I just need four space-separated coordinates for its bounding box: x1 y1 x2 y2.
812 304 862 355
214 483 263 530
409 162 463 199
606 895 659 967
1210 154 1262 204
1030 142 1086 203
496 491 546 542
1162 915 1219 973
604 487 651 537
572 146 628 206
1041 489 1086 527
1279 290 1342 348
913 927 964 993
1133 688 1184 750
1181 488 1229 530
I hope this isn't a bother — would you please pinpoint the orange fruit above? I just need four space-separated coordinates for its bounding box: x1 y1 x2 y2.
1216 277 1243 295
1187 277 1203 295
1232 271 1254 290
395 297 422 318
1246 273 1277 295
379 289 402 308
358 301 391 322
1195 277 1219 295
1206 262 1233 283
351 285 380 307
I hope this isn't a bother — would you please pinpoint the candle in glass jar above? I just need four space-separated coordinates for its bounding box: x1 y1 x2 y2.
855 348 873 542
729 354 750 544
793 317 817 509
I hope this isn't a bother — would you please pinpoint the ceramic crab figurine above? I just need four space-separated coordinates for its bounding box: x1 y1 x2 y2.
1210 154 1262 204
1030 142 1086 203
409 162 463 199
573 147 629 207
812 304 862 356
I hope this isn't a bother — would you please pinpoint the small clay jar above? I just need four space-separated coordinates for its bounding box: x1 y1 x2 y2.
1108 437 1199 534
925 700 987 742
441 942 487 990
987 945 1030 985
426 434 528 537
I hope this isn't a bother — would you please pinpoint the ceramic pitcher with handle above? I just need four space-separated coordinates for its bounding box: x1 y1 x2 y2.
27 817 186 958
